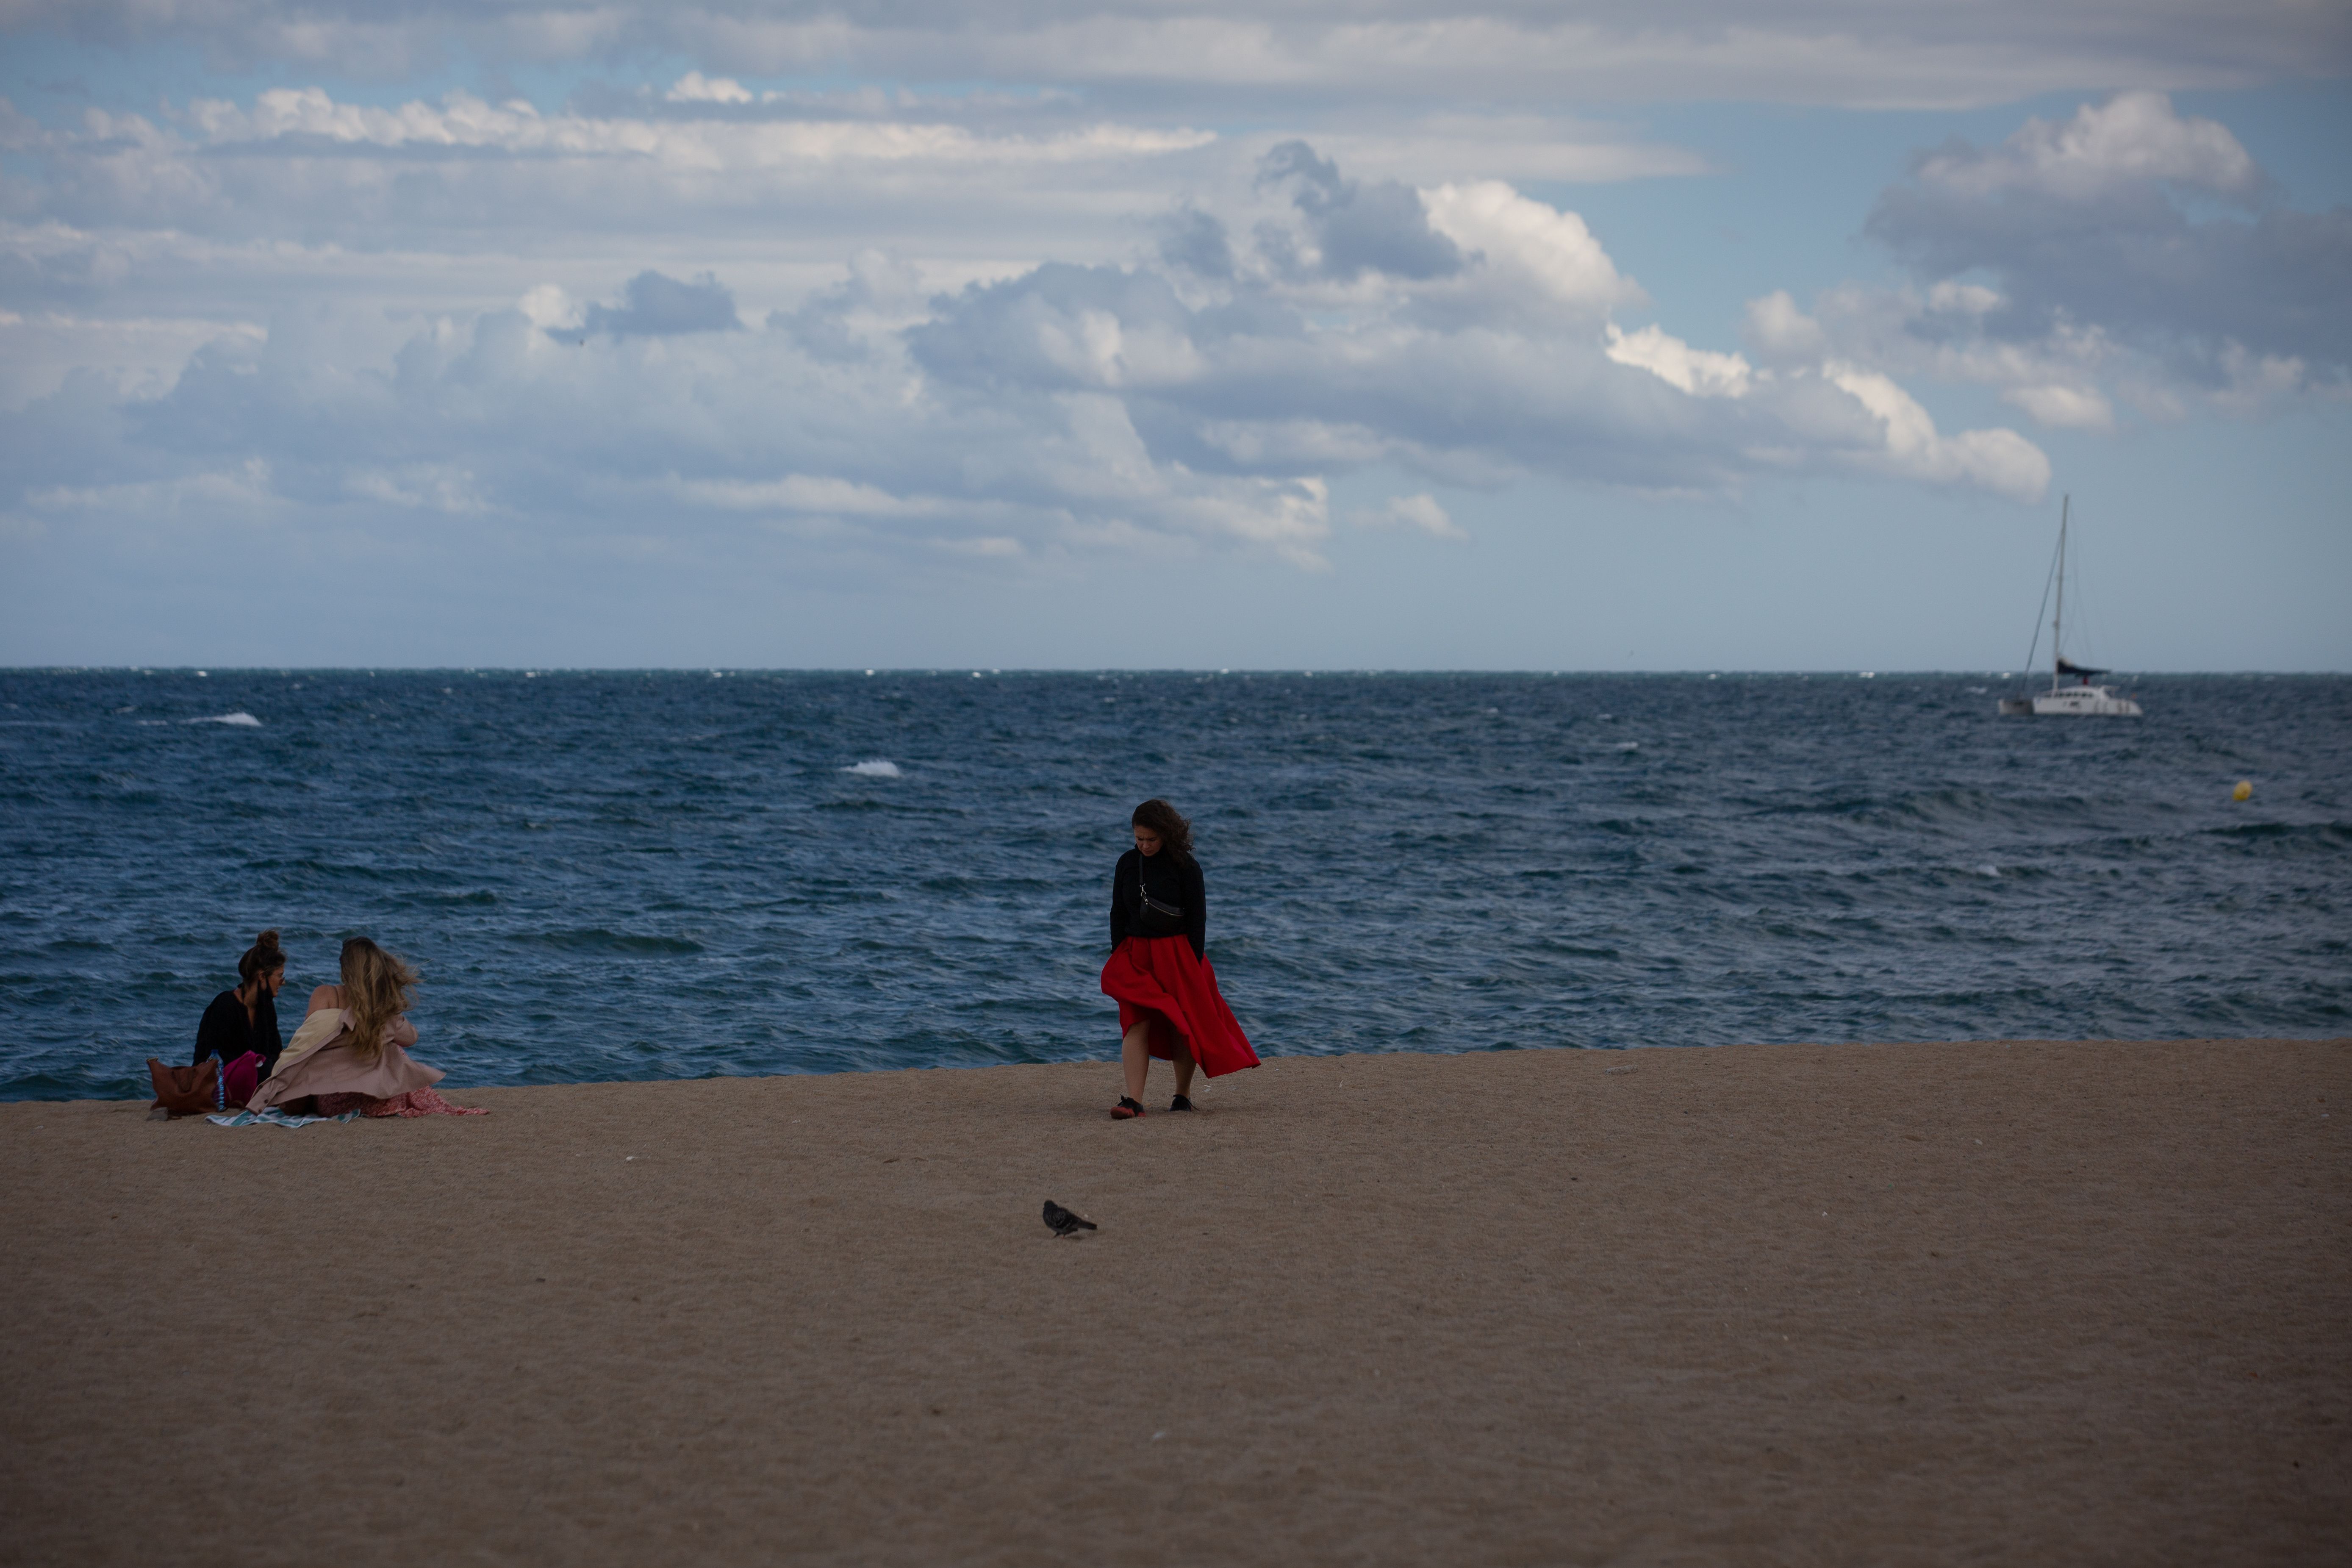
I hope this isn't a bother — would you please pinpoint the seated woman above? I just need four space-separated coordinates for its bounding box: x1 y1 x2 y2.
192 930 288 1103
246 936 485 1118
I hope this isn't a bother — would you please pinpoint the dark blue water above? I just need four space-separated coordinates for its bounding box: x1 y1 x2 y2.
2 669 2345 1100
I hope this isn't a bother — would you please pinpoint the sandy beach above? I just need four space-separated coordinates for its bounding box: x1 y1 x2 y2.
2 1039 2345 1566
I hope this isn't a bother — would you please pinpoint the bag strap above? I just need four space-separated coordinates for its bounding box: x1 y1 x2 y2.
1136 850 1184 918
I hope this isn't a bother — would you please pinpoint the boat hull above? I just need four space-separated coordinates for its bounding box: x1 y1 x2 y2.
2002 684 2142 717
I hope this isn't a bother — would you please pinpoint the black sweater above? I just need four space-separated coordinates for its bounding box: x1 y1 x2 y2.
194 987 282 1074
1110 847 1207 959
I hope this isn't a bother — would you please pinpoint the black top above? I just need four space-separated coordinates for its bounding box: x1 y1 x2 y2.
1110 847 1207 959
194 987 282 1074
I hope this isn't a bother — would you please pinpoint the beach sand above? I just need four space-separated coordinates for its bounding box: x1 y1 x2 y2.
2 1040 2346 1567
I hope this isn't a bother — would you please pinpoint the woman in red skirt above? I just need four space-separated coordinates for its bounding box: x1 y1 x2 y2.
1100 798 1259 1118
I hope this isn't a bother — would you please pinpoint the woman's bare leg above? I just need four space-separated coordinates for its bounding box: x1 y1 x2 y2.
1121 1021 1154 1102
1171 1047 1198 1100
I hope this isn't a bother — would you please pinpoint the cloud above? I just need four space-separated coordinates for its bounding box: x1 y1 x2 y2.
1820 362 2050 498
2 84 1220 258
343 463 488 511
2000 382 2115 432
1258 140 1462 282
1423 181 1643 315
676 474 933 517
0 308 266 408
26 455 280 519
905 263 1217 392
7 4 2346 108
176 83 1214 166
1703 95 2352 436
3 144 2055 605
1743 291 1829 361
1157 206 1235 279
1604 323 1751 398
666 72 752 106
1349 493 1464 539
1744 282 2124 426
578 270 742 337
1907 89 2262 201
1866 92 2352 388
1311 120 1710 187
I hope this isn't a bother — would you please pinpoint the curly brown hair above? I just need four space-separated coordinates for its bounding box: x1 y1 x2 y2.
1130 798 1193 858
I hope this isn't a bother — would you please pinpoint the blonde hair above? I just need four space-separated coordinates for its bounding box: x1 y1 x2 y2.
339 937 418 1063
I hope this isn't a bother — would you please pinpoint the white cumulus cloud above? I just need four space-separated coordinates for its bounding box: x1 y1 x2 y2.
1349 493 1465 539
1604 323 1753 398
1423 181 1643 312
1912 90 2261 201
2000 383 2116 432
666 72 752 105
1822 363 2051 499
3 133 2062 611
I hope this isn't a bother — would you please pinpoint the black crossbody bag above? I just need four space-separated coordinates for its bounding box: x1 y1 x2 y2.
1132 854 1188 938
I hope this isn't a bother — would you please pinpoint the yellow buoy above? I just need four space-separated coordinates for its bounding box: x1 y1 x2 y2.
2233 780 2253 802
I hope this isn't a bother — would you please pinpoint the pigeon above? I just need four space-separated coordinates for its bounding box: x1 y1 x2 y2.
1042 1199 1097 1238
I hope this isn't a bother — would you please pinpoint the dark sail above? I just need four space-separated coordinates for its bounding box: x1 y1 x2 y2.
2056 657 2108 678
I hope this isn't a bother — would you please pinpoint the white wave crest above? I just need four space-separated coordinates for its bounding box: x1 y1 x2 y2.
187 712 262 727
843 759 901 778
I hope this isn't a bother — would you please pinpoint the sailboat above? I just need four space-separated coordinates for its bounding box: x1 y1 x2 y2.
1997 496 2143 717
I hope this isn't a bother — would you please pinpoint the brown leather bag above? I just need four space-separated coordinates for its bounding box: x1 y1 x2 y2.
147 1057 221 1117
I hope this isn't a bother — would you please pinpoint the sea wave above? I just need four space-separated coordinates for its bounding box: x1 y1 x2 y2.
2 669 2346 1100
514 929 707 955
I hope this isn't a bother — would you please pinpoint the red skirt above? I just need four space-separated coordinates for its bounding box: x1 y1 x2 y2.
1100 935 1260 1078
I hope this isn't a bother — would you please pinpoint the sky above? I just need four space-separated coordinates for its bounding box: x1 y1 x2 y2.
2 2 2347 671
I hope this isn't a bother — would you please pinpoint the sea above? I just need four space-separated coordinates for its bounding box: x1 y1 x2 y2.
2 669 2345 1100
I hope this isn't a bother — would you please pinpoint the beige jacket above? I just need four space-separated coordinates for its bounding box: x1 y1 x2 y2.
245 1008 443 1111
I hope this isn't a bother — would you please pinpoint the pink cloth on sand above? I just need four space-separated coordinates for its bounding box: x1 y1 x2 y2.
314 1086 487 1118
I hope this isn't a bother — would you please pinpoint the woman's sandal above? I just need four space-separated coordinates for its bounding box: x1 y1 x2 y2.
1169 1094 1195 1112
1111 1096 1146 1120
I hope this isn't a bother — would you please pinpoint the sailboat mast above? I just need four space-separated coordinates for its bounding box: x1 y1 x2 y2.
2052 494 2068 685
